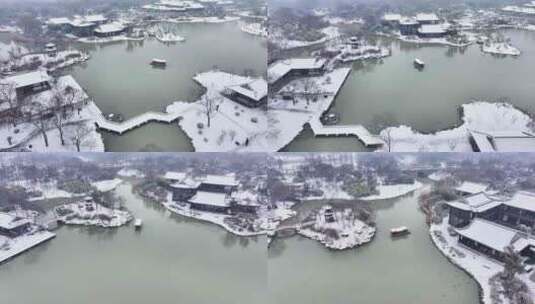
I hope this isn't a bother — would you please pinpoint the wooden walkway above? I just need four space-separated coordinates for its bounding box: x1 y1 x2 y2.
309 117 384 147
95 110 183 134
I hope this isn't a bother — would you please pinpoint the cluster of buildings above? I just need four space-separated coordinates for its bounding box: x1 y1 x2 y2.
46 14 128 38
446 181 535 263
163 172 260 214
382 13 453 38
502 1 535 20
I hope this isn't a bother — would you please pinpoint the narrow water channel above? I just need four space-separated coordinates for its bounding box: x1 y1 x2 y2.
0 183 267 304
267 188 479 304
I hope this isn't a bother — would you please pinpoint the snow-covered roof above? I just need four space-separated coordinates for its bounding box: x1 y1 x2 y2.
504 191 535 213
1 70 51 89
418 24 449 34
455 181 489 195
189 191 230 207
399 17 419 25
472 130 535 152
469 131 495 152
47 17 71 25
416 13 440 22
84 14 107 23
456 219 518 252
94 22 126 34
164 171 186 181
226 79 267 101
268 58 326 84
447 193 503 212
0 213 31 229
203 174 238 187
383 14 402 22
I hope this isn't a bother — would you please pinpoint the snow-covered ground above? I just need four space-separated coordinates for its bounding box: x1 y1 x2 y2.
482 42 521 56
161 16 240 24
332 44 391 63
0 75 105 152
268 67 357 150
117 168 145 178
8 180 83 201
261 201 297 233
239 22 267 37
91 178 123 192
77 35 145 44
0 41 28 62
5 50 90 73
270 26 340 50
298 206 375 250
167 70 269 152
382 31 476 48
378 102 534 152
0 231 56 264
56 202 132 228
155 32 185 43
360 181 423 201
430 217 535 304
162 193 265 236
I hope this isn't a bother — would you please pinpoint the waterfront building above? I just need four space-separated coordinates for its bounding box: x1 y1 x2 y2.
1 70 52 100
223 79 267 108
456 218 535 262
417 24 450 38
381 13 402 26
268 58 326 93
44 43 57 57
94 22 127 38
447 192 503 228
0 213 31 238
469 130 535 152
198 174 239 194
499 191 535 228
69 20 98 37
454 181 491 197
416 13 440 25
399 18 420 36
188 190 231 213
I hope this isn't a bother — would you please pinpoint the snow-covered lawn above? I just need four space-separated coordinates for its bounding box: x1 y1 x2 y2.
378 102 534 152
381 31 476 48
56 202 132 228
270 26 340 50
268 68 353 151
167 70 269 152
360 181 423 201
160 16 240 24
0 231 56 264
430 217 535 304
8 180 83 201
0 75 105 152
117 168 145 178
239 22 267 37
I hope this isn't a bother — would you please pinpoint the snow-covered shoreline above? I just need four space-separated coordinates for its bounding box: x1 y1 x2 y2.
0 231 56 264
56 202 132 228
482 42 521 56
378 102 534 152
360 181 423 201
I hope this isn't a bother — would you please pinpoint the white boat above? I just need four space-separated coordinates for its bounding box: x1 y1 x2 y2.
134 218 143 229
390 226 410 236
414 58 425 68
150 58 167 66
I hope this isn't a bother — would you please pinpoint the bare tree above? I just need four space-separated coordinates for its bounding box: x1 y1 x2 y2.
30 103 51 148
200 94 216 128
381 128 393 152
50 85 80 146
68 123 94 152
0 82 18 126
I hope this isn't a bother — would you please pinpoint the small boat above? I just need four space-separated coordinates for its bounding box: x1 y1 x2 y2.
414 58 425 68
134 218 143 229
321 112 340 125
150 58 167 67
390 226 410 237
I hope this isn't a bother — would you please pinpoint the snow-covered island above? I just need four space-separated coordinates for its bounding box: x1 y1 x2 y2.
55 201 132 228
482 41 521 56
297 205 376 250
